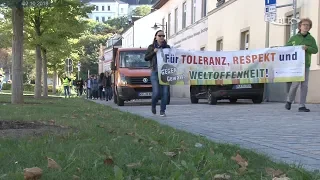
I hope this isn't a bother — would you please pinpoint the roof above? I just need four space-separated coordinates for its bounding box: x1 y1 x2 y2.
152 0 168 9
116 0 127 3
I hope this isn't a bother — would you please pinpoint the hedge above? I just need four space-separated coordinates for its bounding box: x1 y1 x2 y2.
1 83 62 93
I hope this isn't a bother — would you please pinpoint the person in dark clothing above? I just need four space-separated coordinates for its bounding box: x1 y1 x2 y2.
76 78 84 96
105 71 112 101
91 75 99 99
144 30 170 117
98 73 106 100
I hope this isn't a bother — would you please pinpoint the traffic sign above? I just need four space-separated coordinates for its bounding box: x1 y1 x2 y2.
265 0 276 5
265 0 277 22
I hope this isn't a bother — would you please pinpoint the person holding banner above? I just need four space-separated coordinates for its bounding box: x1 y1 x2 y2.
145 30 171 117
285 18 318 112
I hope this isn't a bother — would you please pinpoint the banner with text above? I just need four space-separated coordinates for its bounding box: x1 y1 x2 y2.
156 46 305 85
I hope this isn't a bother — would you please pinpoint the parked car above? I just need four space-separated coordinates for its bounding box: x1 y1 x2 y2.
190 83 264 105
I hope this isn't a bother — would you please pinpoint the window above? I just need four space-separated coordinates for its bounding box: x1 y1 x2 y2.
121 8 124 13
200 47 205 51
217 39 223 51
95 5 99 11
286 13 300 40
168 13 171 37
182 2 187 28
108 6 111 11
240 30 250 50
102 17 105 22
96 17 99 21
174 8 178 33
191 0 196 23
119 51 149 68
102 6 104 11
201 0 207 17
162 18 165 31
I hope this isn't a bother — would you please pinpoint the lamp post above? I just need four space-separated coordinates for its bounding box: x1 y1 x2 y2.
151 22 168 40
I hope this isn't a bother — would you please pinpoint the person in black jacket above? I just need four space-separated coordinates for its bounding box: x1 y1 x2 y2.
145 30 170 117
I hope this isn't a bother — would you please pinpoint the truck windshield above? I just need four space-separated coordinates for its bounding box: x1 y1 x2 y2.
119 50 149 68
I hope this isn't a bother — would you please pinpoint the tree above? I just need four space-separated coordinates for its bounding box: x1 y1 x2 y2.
132 5 151 17
23 0 93 97
74 20 111 79
0 0 50 104
105 16 130 33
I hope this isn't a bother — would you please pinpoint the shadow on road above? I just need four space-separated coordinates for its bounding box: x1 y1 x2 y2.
114 99 260 107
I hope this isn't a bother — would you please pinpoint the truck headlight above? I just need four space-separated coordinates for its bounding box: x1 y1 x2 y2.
119 73 127 85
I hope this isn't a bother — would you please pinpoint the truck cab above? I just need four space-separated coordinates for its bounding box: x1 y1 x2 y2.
111 47 170 106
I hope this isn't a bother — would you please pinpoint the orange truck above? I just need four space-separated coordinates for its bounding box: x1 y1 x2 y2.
110 47 170 106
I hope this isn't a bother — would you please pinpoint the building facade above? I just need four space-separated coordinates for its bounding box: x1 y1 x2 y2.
87 0 129 22
119 0 211 97
207 0 320 103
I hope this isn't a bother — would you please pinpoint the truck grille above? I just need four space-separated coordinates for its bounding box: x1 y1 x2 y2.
127 77 151 85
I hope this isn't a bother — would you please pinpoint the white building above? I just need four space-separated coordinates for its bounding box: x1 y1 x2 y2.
121 8 165 48
120 0 210 98
87 0 129 22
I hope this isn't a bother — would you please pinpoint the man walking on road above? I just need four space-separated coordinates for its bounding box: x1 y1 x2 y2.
285 18 318 112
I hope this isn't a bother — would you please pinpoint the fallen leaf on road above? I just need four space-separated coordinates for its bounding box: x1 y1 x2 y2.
266 168 284 177
164 152 177 157
24 167 43 180
47 157 61 170
213 173 231 180
104 157 114 165
126 162 141 168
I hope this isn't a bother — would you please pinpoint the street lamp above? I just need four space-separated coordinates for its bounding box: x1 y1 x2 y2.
151 22 168 40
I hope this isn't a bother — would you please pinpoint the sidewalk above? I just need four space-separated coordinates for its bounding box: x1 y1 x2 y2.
93 98 320 171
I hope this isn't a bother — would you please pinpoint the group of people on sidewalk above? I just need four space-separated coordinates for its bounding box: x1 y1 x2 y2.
85 72 113 101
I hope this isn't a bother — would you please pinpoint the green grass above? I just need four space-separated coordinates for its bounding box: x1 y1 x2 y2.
0 94 318 180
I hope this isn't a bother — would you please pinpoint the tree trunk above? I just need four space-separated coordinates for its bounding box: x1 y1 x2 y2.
42 48 48 97
11 6 24 104
53 69 57 94
34 45 42 98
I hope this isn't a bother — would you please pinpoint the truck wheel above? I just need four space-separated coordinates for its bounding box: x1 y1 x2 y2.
190 95 199 104
116 95 124 106
229 98 237 103
207 90 217 105
190 86 199 104
252 95 263 104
